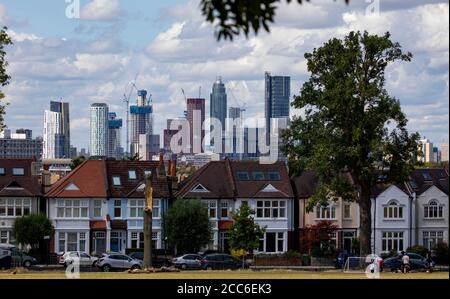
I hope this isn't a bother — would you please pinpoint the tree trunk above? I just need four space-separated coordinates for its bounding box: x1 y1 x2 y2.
359 184 372 256
143 208 153 269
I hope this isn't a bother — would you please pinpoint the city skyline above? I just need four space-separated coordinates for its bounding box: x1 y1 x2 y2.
0 0 448 150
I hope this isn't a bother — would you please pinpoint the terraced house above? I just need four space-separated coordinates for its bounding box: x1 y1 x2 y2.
176 159 295 253
0 158 42 245
45 159 175 255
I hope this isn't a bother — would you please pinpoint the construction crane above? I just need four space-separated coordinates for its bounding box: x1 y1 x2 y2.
227 82 247 118
123 73 139 156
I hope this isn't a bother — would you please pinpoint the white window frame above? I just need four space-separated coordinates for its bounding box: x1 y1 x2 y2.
0 198 31 217
220 201 229 219
424 200 444 219
12 167 25 176
258 231 286 253
206 201 217 219
0 230 11 244
343 203 351 219
153 199 161 218
93 200 102 218
58 231 88 253
114 200 122 218
382 231 404 252
383 201 404 220
423 231 444 250
128 170 137 180
112 176 121 186
315 204 336 220
255 200 287 219
129 199 145 219
56 199 88 219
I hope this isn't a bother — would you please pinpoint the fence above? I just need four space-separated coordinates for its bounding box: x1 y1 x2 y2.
252 254 335 267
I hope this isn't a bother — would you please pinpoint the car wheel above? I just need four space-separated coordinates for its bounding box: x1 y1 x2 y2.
92 261 97 267
206 265 213 271
102 265 111 272
23 260 32 268
181 264 187 270
130 265 141 270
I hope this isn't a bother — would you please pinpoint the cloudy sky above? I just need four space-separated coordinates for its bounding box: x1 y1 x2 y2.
0 0 448 150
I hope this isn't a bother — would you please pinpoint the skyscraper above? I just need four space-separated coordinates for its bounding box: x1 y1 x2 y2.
419 138 434 162
90 103 109 157
43 100 70 159
108 112 123 159
210 77 227 133
187 98 205 154
441 143 449 162
264 72 291 132
130 90 153 156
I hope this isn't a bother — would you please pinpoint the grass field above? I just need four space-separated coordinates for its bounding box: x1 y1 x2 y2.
0 270 448 279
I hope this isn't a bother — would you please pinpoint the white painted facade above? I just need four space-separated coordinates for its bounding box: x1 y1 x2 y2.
371 185 415 255
415 185 449 249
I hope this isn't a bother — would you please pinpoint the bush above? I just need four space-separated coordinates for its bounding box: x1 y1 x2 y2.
433 242 448 265
406 245 428 257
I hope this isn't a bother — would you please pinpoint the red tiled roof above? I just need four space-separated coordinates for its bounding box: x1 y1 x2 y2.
0 158 42 197
45 160 107 198
90 220 107 230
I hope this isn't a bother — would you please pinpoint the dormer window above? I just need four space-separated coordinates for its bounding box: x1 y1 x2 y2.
144 170 152 177
422 172 433 181
268 172 280 180
236 172 250 181
252 172 265 180
128 170 137 180
112 176 121 186
12 168 25 176
0 168 5 175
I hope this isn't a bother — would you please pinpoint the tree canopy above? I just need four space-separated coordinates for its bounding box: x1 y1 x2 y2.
0 27 12 132
13 214 55 249
282 31 420 255
162 199 212 255
200 0 349 41
228 203 265 254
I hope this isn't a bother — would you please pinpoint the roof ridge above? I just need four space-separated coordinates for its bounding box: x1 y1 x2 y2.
225 159 237 197
45 160 90 196
177 161 216 197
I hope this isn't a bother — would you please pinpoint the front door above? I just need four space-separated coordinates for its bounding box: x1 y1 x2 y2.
219 232 230 253
343 232 355 253
92 231 106 255
265 233 276 253
110 231 125 253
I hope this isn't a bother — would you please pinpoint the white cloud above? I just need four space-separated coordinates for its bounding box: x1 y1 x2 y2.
81 0 123 21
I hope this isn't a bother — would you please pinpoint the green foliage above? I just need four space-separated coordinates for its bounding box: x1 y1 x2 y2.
228 204 265 254
433 242 448 265
406 245 429 257
0 27 12 132
417 161 449 169
200 0 349 41
122 153 141 161
162 199 212 254
13 214 55 248
300 220 338 257
71 156 86 170
351 237 360 254
282 31 420 254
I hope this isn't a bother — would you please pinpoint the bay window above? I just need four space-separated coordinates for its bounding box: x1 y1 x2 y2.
256 200 286 219
129 200 145 218
316 205 336 220
56 200 88 218
424 200 443 219
382 232 404 252
383 201 403 219
0 198 31 217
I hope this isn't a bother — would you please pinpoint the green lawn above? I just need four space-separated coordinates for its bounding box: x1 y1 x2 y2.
0 270 448 279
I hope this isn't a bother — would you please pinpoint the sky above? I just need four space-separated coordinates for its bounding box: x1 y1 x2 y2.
0 0 448 151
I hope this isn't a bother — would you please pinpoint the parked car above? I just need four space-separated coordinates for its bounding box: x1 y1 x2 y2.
96 253 143 272
59 251 98 267
334 250 358 269
384 253 433 272
171 254 203 270
128 252 170 268
0 245 37 268
201 254 249 270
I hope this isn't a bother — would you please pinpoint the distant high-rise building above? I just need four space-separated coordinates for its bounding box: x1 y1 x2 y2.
432 147 442 163
228 107 242 120
69 146 78 158
187 98 205 153
90 103 109 157
210 76 227 134
130 90 153 156
441 143 449 162
43 101 70 159
79 148 89 157
419 139 434 163
108 112 123 159
138 134 160 161
0 129 43 160
264 72 290 132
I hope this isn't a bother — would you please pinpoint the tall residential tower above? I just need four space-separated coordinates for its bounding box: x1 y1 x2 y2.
90 103 109 157
130 90 153 156
264 72 290 132
43 100 70 159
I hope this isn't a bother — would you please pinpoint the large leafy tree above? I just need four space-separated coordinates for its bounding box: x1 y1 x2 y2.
13 214 55 249
200 0 349 41
228 204 265 254
0 27 12 132
282 31 420 255
162 199 212 255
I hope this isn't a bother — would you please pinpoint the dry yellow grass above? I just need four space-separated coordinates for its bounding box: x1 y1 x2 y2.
0 270 448 279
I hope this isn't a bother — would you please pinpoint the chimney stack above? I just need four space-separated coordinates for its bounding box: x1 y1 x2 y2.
167 160 172 176
172 159 177 177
